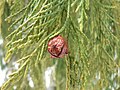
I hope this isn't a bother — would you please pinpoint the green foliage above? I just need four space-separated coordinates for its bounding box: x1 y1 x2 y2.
1 0 120 90
0 0 11 39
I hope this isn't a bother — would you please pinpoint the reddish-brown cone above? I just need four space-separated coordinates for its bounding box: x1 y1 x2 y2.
48 35 68 58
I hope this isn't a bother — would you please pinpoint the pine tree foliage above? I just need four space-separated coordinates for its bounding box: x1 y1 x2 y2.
1 0 120 90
